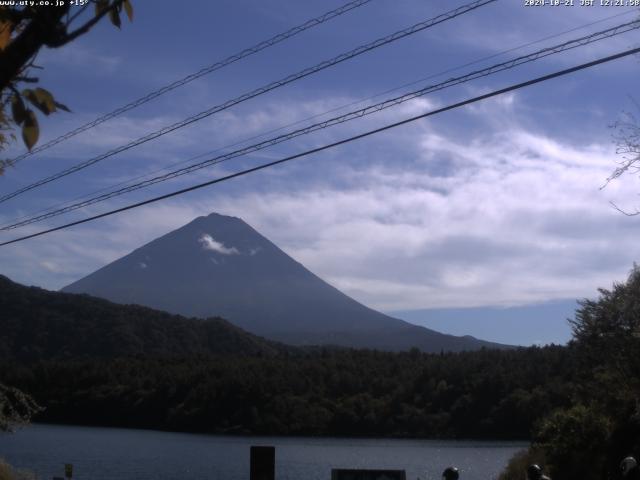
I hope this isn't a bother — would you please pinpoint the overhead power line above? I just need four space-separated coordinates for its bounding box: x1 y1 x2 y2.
3 12 634 239
5 8 630 231
0 0 497 205
6 0 374 165
2 45 638 247
3 18 638 231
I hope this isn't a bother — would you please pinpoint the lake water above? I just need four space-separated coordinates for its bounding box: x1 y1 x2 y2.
0 424 527 480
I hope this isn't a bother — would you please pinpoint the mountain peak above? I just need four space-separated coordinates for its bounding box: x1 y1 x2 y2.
183 212 246 233
196 211 242 223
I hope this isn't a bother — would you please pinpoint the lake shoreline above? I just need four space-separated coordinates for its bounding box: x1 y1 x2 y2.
29 420 531 443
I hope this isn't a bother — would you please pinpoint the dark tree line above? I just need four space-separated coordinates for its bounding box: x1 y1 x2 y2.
0 345 574 440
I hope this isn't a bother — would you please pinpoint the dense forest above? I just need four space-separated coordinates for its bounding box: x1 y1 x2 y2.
0 346 573 439
1 268 639 480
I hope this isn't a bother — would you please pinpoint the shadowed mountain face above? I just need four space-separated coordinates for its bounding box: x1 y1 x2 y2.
63 213 507 352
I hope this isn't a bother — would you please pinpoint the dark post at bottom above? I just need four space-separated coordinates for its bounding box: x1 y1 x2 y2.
250 445 275 480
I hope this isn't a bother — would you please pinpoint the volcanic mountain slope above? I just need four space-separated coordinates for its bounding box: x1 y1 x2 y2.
63 213 508 352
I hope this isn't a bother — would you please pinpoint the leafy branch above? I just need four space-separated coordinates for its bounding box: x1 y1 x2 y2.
0 0 133 169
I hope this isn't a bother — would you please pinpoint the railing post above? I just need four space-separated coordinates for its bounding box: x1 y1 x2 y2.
250 445 275 480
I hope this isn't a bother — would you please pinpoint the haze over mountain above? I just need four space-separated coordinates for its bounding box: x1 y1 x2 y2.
63 213 507 352
391 300 576 346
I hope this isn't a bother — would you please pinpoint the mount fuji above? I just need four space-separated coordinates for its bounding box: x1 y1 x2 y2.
62 213 507 352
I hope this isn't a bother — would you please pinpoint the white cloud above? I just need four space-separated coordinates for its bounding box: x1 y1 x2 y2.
40 261 60 273
445 2 640 67
40 44 122 74
193 97 639 310
1 89 638 315
198 234 239 255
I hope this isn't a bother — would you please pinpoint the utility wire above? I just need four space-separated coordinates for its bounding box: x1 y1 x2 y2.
0 0 497 205
5 0 374 165
4 8 632 230
3 18 638 231
341 8 637 114
2 45 638 247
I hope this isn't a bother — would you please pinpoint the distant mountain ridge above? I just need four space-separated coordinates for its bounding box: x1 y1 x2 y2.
0 275 281 361
62 212 509 352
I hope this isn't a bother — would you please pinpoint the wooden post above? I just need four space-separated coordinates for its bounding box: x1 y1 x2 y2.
250 446 275 480
331 469 407 480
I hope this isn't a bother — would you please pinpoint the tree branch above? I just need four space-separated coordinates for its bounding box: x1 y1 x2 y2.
0 6 69 92
14 76 39 83
609 201 640 216
50 0 124 47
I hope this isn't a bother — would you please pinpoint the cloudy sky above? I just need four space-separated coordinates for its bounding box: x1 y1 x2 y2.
1 0 639 345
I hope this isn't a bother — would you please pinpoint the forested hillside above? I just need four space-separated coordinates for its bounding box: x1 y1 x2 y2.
0 275 282 359
0 273 574 439
0 273 573 439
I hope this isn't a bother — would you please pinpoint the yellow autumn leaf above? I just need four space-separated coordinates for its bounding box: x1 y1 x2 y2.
124 0 133 22
34 87 57 113
22 110 39 151
0 19 12 51
23 88 53 115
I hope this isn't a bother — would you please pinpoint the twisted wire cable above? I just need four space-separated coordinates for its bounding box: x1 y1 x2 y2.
7 7 629 230
0 0 497 205
2 45 639 247
6 0 375 165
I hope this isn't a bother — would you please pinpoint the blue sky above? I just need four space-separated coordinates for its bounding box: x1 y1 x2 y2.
1 0 639 346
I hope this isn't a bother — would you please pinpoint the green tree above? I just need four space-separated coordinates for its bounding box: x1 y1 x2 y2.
570 264 640 388
568 265 640 474
535 404 613 480
501 266 640 480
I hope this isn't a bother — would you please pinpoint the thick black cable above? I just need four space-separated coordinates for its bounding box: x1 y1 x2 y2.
2 45 638 247
0 0 497 205
3 18 638 231
6 0 374 165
